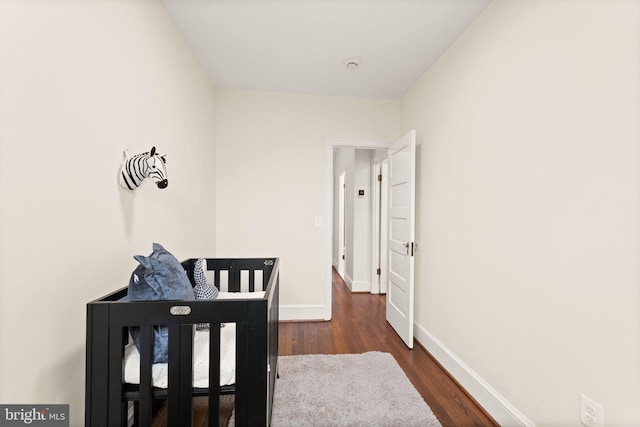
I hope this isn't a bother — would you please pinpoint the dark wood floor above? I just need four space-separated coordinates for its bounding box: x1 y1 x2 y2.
278 268 498 427
155 269 498 426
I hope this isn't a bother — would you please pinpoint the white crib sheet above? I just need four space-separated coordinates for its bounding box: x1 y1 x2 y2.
123 291 264 389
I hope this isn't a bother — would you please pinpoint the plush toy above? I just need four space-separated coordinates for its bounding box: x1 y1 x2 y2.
119 146 168 190
192 258 220 330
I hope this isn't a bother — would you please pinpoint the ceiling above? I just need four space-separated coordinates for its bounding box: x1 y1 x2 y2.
161 0 490 99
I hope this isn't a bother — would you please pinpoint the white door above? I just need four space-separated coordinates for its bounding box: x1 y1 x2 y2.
386 130 416 348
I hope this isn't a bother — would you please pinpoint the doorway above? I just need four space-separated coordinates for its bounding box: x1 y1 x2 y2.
324 139 390 320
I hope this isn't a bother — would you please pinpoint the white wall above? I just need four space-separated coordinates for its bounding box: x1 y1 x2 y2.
332 148 354 275
402 0 640 425
214 89 399 319
351 149 373 291
0 1 216 424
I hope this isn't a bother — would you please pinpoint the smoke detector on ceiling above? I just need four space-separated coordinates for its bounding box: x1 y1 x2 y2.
345 58 360 70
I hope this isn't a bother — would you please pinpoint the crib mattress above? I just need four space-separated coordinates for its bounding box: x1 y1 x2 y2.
123 291 264 389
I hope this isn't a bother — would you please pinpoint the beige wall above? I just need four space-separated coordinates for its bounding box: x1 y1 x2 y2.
333 147 355 278
0 1 216 424
402 0 640 425
214 89 400 318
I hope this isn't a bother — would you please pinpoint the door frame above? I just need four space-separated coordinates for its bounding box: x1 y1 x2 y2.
324 139 390 320
337 170 347 278
372 158 388 294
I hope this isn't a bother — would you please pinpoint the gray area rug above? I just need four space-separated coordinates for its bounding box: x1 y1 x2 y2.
232 351 442 427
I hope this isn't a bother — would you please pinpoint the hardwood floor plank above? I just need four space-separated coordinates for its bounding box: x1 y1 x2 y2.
278 269 499 427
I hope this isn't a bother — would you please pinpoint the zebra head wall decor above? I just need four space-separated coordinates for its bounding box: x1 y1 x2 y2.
118 147 168 190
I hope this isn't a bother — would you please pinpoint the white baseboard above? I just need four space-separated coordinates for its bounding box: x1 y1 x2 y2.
341 275 370 293
279 304 326 321
349 280 371 292
344 274 353 290
414 322 536 427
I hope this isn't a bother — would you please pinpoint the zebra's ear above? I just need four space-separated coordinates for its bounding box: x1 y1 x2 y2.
150 146 156 157
161 154 167 163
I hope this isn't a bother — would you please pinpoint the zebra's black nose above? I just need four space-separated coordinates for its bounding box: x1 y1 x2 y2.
157 180 168 189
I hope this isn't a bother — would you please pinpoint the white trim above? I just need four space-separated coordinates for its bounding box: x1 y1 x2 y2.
371 162 382 294
379 160 388 294
325 143 334 320
327 138 391 151
280 304 327 321
337 171 347 278
343 273 354 291
414 323 536 427
350 280 371 293
371 159 389 295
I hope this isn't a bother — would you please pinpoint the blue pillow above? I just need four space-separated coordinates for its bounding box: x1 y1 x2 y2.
128 243 194 363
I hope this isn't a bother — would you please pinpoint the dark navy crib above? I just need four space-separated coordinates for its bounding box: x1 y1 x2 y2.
85 258 279 426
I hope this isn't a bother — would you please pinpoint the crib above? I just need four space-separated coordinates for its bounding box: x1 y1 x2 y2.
85 257 279 427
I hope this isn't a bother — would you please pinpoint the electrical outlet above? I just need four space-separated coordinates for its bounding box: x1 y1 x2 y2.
580 393 604 427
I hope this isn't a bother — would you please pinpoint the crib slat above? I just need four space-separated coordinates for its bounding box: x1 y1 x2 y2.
86 302 109 426
108 327 126 427
208 325 221 427
179 324 194 424
167 324 195 426
235 322 248 427
138 325 153 426
229 266 241 292
167 324 181 426
249 270 255 292
214 270 221 291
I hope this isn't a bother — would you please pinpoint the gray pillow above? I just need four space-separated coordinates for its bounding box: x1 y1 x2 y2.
128 243 194 363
